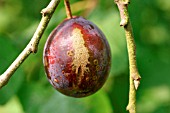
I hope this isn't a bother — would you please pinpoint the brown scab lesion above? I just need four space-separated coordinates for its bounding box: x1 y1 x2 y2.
44 57 48 67
85 68 90 73
62 70 69 77
54 78 59 83
85 77 89 81
96 65 100 71
67 50 74 57
93 59 98 65
62 70 65 74
64 73 69 77
92 76 97 81
71 28 90 76
93 59 100 71
72 65 76 71
71 28 90 85
47 73 51 79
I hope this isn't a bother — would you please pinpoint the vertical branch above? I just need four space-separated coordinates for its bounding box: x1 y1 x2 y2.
125 22 139 113
0 0 61 89
114 0 141 113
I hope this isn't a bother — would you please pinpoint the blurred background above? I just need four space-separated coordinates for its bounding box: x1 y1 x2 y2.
0 0 170 113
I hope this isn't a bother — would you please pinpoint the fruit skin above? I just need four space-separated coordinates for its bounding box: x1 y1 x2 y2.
43 16 111 97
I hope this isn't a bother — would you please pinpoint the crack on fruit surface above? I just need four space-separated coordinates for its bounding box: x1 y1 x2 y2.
71 28 90 84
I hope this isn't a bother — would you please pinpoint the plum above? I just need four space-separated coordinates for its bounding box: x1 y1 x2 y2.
43 16 111 97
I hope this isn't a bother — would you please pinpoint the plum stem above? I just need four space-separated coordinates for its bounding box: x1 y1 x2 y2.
64 0 72 19
114 0 141 113
0 0 61 89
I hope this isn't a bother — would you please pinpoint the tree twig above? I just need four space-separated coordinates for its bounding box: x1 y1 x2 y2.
114 0 141 113
0 0 61 89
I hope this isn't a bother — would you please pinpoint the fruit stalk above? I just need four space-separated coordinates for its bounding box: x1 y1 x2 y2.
64 0 72 19
114 0 141 113
0 0 61 89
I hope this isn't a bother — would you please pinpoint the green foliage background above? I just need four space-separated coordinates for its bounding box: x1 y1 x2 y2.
0 0 170 113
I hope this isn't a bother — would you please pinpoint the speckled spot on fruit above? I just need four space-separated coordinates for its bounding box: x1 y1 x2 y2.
93 59 98 65
44 57 48 67
96 65 100 71
54 78 59 83
67 50 74 57
71 28 90 84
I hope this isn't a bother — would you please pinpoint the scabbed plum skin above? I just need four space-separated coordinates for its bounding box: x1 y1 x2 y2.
43 16 111 97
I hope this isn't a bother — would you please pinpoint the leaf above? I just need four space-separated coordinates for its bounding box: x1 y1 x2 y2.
81 90 113 113
17 81 53 113
0 96 24 113
0 36 24 105
38 89 113 113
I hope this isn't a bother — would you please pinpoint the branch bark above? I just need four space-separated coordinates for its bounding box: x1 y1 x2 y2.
114 0 141 113
0 0 60 89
